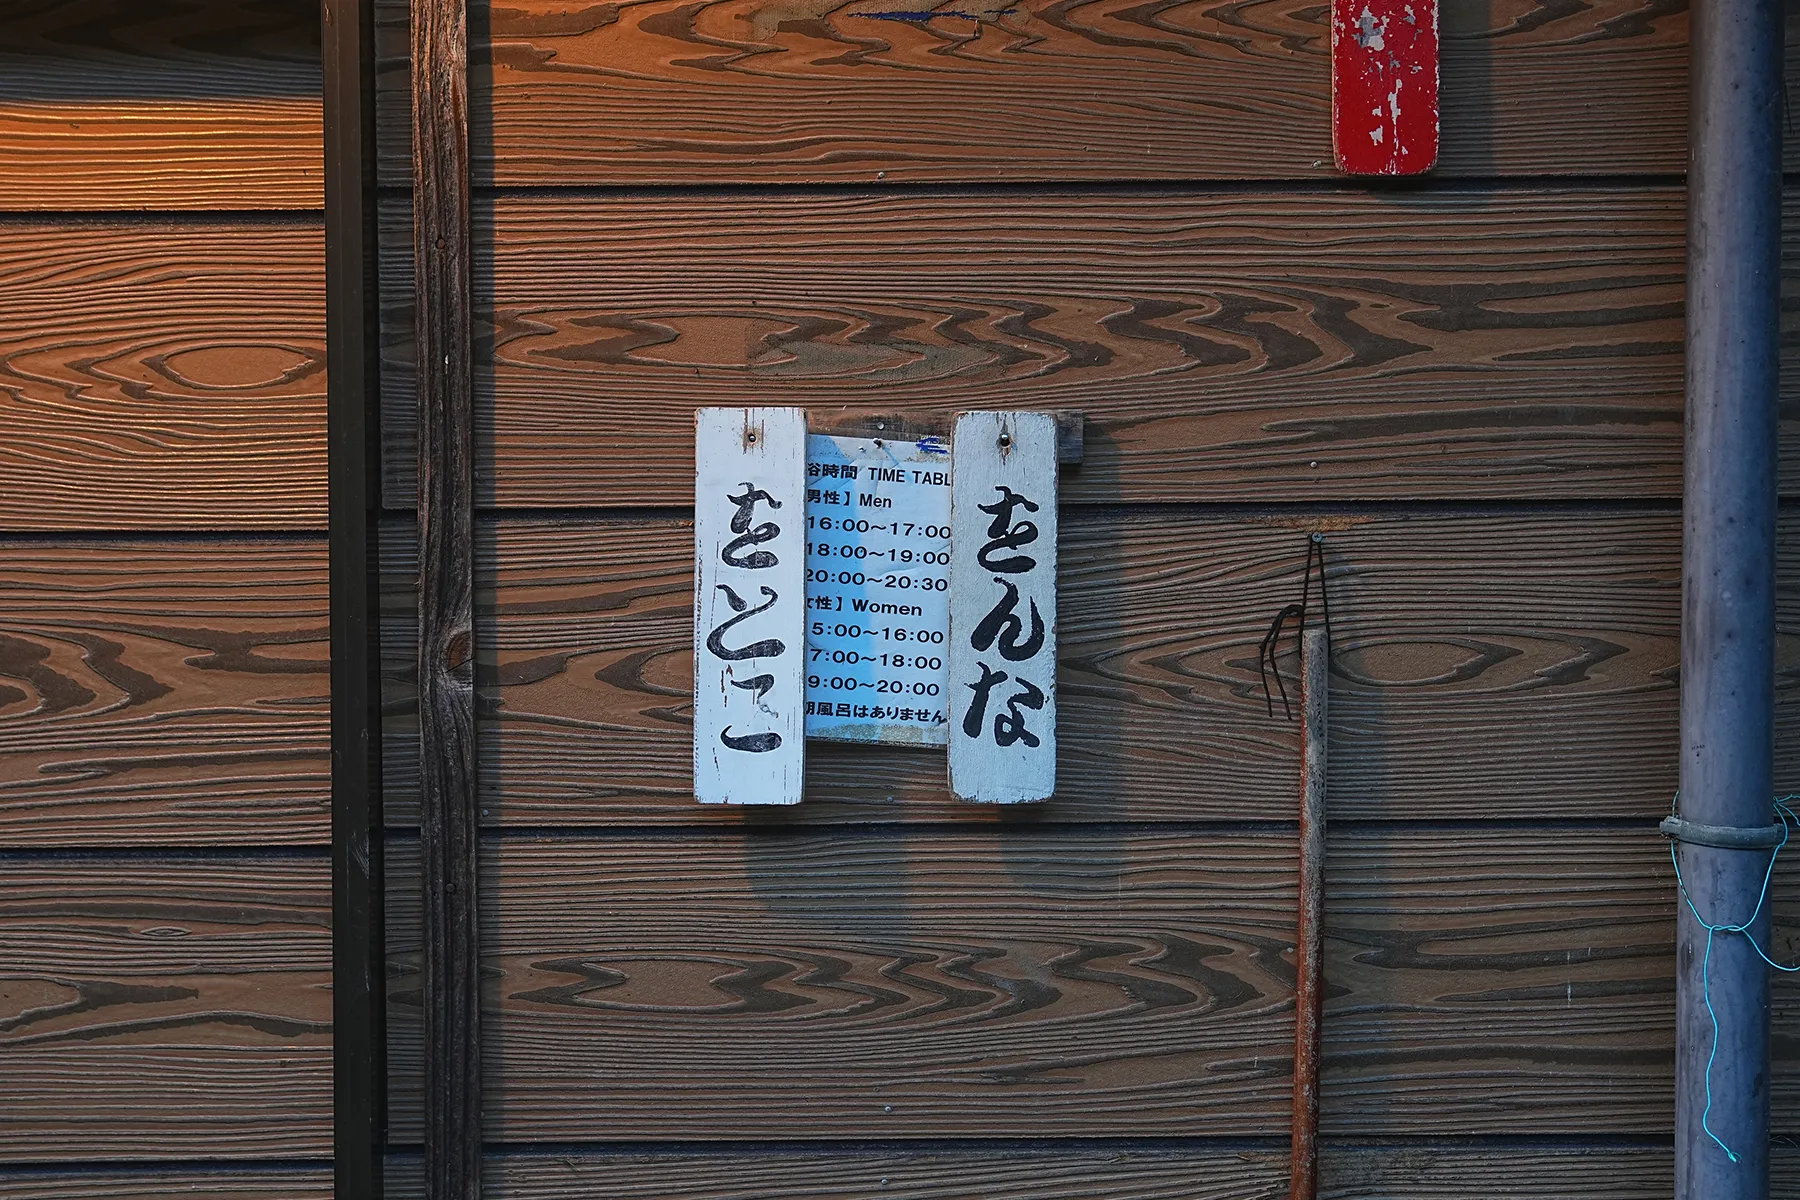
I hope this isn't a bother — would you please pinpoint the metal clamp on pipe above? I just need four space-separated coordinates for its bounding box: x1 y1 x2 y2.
1659 816 1787 851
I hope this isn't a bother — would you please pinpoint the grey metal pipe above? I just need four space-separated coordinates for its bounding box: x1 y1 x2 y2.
1678 2 1782 1196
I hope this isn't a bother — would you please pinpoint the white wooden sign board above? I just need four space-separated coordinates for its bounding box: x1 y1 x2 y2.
803 432 953 746
692 407 807 805
947 411 1058 804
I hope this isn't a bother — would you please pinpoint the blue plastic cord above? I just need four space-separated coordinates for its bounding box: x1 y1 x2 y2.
1668 792 1800 1164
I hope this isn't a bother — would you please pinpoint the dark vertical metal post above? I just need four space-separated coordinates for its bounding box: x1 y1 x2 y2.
1290 625 1328 1200
326 0 385 1195
414 0 481 1195
1678 3 1781 1196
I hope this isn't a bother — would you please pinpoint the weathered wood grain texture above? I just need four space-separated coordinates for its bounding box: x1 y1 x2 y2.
1318 1147 1685 1199
377 188 1703 507
384 1149 1288 1199
383 1147 1703 1199
0 1169 332 1200
382 828 1789 1138
413 0 484 1192
371 0 1691 183
1779 1145 1800 1197
0 856 329 1159
0 0 322 210
1772 851 1800 1136
0 537 328 847
373 508 1774 825
1779 182 1800 499
0 222 327 531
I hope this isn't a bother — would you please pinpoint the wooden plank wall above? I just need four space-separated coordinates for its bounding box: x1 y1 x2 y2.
10 3 1799 1199
0 1 330 1195
368 6 1800 1200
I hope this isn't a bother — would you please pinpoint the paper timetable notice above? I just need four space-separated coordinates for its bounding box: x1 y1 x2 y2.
803 433 952 746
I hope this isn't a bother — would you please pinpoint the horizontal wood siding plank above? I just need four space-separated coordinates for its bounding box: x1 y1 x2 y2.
383 828 1790 1138
0 222 327 531
372 0 1694 183
381 1147 1688 1199
0 538 329 846
1783 182 1800 496
399 1152 1288 1199
0 1169 331 1200
0 856 330 1160
0 1 322 210
1317 1148 1681 1199
378 189 1702 506
372 508 1791 825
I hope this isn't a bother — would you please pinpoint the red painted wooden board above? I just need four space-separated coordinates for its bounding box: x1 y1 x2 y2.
1331 0 1440 176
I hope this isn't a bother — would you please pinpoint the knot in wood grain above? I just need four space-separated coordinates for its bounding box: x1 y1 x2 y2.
445 629 472 672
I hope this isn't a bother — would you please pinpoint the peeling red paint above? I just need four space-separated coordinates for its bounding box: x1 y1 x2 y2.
1331 0 1439 176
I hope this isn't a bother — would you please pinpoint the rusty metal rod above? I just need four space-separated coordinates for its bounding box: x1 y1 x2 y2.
1290 625 1329 1200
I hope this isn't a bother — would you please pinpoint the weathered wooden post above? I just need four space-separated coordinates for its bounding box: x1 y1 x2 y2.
325 0 385 1194
414 0 481 1193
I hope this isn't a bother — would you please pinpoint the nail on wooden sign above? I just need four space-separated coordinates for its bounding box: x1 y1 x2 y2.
1331 0 1439 176
693 407 807 805
947 411 1058 804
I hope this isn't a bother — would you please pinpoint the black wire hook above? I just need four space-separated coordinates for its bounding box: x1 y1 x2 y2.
1259 533 1332 720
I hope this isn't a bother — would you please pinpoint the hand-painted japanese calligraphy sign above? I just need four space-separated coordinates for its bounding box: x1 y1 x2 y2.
804 433 953 746
693 407 807 804
693 409 1064 805
1331 0 1439 176
947 411 1058 804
